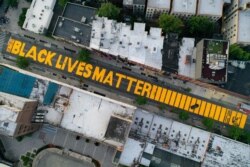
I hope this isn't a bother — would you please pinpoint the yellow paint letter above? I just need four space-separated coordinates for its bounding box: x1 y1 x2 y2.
115 73 126 88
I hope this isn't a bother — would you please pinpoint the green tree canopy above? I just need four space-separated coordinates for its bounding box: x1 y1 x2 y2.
135 96 147 105
179 111 189 121
229 44 250 61
18 8 28 27
97 3 120 20
158 14 184 34
186 16 215 38
58 0 68 7
78 49 90 62
202 118 214 130
228 126 243 140
7 0 18 7
16 57 29 69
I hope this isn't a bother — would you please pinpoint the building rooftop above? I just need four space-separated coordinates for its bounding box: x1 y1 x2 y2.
119 138 145 166
238 10 250 43
90 17 164 70
0 92 35 136
200 39 229 83
60 89 135 147
178 38 196 78
53 17 92 46
104 115 132 144
162 33 179 73
123 0 133 6
23 0 56 34
53 3 96 46
171 0 197 14
133 0 146 5
197 0 224 17
33 148 95 167
147 0 171 9
129 109 211 162
202 134 250 167
62 3 96 24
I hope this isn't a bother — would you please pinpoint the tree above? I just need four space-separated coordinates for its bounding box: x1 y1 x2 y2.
202 118 214 130
179 111 189 121
135 96 147 105
16 57 29 69
18 8 28 27
58 0 68 7
7 0 18 8
97 3 120 20
228 125 243 140
78 49 90 62
229 44 250 61
186 16 215 38
158 14 184 34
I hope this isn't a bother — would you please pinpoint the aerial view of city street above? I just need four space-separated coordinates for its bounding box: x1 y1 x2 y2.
0 0 250 167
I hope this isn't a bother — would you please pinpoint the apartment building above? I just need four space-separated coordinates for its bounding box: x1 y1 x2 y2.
145 0 171 19
23 0 56 34
197 0 224 21
133 0 146 15
171 0 197 19
222 0 250 45
0 92 41 137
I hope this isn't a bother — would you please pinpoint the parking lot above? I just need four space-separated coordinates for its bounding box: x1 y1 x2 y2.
0 125 117 167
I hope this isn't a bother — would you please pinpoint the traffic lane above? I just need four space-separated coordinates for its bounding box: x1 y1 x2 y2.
4 36 249 127
6 35 237 109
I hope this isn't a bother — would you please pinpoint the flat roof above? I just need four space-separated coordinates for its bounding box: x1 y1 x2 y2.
62 3 96 24
238 10 250 43
202 134 250 167
53 17 92 46
60 89 135 147
147 0 171 9
104 116 131 144
200 39 229 83
178 38 196 78
23 0 56 33
197 0 224 16
0 92 36 136
171 0 197 14
133 0 146 5
90 17 164 70
162 33 179 73
33 148 95 167
130 109 211 162
119 138 144 166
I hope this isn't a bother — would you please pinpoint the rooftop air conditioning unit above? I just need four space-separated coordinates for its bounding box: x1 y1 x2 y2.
81 16 86 23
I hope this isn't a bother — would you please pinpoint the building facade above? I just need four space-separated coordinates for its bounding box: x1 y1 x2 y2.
0 92 40 137
145 0 171 19
222 0 250 45
133 0 146 16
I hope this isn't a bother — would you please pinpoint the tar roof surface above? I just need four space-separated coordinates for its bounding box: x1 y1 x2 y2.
53 17 92 46
104 116 131 144
62 3 97 24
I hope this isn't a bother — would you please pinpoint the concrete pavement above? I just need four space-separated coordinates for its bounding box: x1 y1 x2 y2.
0 125 117 167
